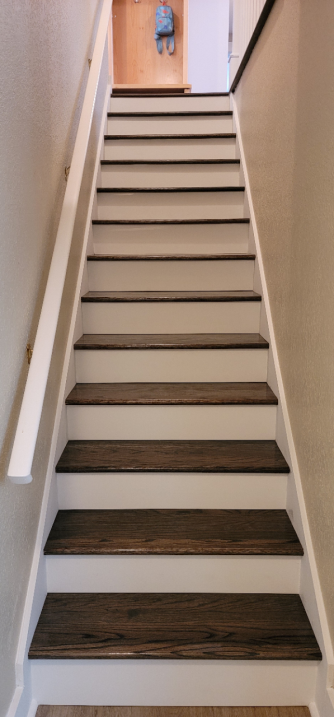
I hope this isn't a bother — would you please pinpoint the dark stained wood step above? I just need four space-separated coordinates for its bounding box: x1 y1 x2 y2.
107 111 233 118
74 333 269 350
111 92 230 97
101 159 241 165
97 186 244 194
65 382 277 406
81 291 261 303
28 593 320 660
104 134 237 141
87 254 255 261
56 440 289 474
92 219 250 226
44 509 302 556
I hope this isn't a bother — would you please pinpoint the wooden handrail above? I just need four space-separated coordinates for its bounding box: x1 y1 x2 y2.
230 0 277 93
8 0 112 484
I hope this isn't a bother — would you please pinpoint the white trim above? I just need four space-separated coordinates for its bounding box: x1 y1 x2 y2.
232 93 334 716
5 687 23 717
10 81 111 717
309 702 321 717
7 0 112 484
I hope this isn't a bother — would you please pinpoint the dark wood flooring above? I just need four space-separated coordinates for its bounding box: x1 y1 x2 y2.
44 509 303 556
104 134 237 141
56 440 290 474
74 334 269 350
87 254 255 261
81 291 260 303
65 382 278 406
28 593 321 660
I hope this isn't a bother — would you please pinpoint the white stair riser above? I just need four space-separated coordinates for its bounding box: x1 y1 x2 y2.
57 472 288 510
75 349 268 383
66 405 277 440
100 164 241 189
96 191 245 221
46 555 300 594
104 137 237 161
92 221 250 256
82 302 260 334
31 660 317 706
107 116 234 135
87 260 254 291
109 96 231 112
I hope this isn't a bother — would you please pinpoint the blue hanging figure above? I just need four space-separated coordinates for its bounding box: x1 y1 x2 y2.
155 0 175 55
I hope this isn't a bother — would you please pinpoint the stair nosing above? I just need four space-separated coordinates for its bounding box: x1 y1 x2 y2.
107 111 233 118
92 219 250 225
110 92 230 97
104 133 237 140
87 254 255 261
100 159 241 165
44 508 302 557
29 592 320 660
81 290 261 303
73 333 269 351
55 439 290 474
96 186 245 193
65 382 278 406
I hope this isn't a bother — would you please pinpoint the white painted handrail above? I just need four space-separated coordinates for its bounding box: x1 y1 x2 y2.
8 0 112 484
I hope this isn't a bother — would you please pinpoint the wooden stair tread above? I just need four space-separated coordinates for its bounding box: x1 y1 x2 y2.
92 219 250 225
74 333 269 350
28 593 320 660
101 159 241 165
56 440 289 474
111 92 230 97
65 382 278 406
87 254 255 261
107 111 233 118
81 291 261 303
97 186 244 193
44 509 302 556
104 133 237 140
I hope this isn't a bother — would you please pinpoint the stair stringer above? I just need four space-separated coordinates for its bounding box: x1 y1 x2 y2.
231 93 334 717
6 82 112 717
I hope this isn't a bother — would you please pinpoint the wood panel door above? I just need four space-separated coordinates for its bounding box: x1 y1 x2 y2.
112 0 186 85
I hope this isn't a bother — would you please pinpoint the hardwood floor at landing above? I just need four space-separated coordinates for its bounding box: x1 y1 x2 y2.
36 707 311 717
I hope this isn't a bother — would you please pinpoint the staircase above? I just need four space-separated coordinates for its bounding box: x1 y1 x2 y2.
29 92 321 707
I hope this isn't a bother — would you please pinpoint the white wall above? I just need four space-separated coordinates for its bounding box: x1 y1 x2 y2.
188 0 229 93
0 2 102 715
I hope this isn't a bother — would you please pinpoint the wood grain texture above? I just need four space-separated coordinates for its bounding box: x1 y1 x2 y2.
28 593 321 660
55 440 289 474
65 382 278 406
81 291 261 303
100 160 241 165
107 112 233 118
36 707 312 717
112 0 185 86
87 254 255 261
104 134 237 140
74 333 269 350
44 509 303 556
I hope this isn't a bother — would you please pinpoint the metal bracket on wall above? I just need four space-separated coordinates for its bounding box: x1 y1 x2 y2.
26 344 33 365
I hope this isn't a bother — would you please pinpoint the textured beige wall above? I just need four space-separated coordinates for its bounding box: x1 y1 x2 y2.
0 1 102 714
235 0 334 643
